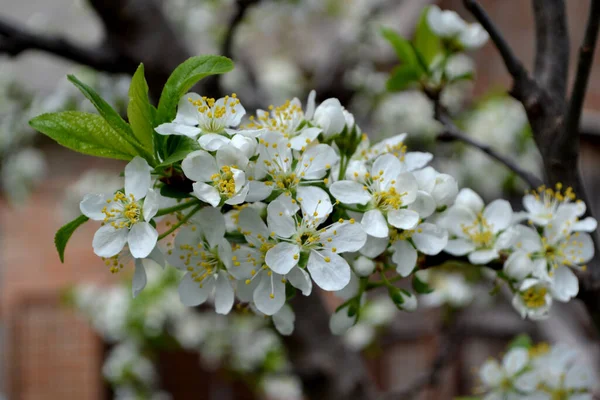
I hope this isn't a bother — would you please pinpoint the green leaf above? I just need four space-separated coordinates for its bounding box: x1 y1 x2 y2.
156 55 234 124
67 75 134 140
414 6 443 67
508 334 533 350
127 64 155 152
55 215 89 263
386 65 422 92
157 136 201 167
381 27 420 69
412 274 434 294
30 111 138 160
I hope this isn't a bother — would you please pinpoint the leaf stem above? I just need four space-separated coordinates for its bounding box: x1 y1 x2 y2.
158 204 202 240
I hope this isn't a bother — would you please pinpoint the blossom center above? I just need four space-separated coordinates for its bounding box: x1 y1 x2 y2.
461 213 493 248
189 93 240 133
521 286 548 308
211 165 238 198
102 191 141 229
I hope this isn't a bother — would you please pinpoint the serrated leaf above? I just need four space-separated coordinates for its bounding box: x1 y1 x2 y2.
412 274 434 294
30 111 138 160
157 136 201 167
414 6 443 67
381 27 420 70
127 64 155 152
67 75 134 140
508 334 533 350
156 55 234 124
55 215 89 262
386 65 422 92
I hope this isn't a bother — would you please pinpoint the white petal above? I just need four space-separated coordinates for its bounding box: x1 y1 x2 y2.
359 235 389 258
179 272 211 306
329 181 371 205
391 240 417 277
182 150 218 182
230 134 257 159
216 143 249 170
142 188 160 221
563 232 595 264
412 222 448 256
455 188 484 213
361 209 389 238
458 23 489 49
430 173 458 207
483 200 513 233
513 371 539 393
197 207 226 248
565 363 593 389
192 182 221 207
372 154 402 189
409 191 436 219
388 209 420 230
444 238 476 256
124 156 151 200
503 348 529 376
551 266 579 302
321 220 367 252
287 267 312 296
128 222 158 259
92 224 128 258
479 360 503 386
504 251 533 281
146 245 166 269
214 271 234 314
80 193 111 220
299 144 339 179
267 194 298 238
155 122 201 137
392 172 418 205
403 152 433 171
265 242 300 274
307 250 350 291
254 273 286 316
352 256 376 277
468 249 499 265
239 207 269 239
298 185 333 225
329 306 357 335
132 259 147 298
273 304 295 336
174 93 202 124
198 133 230 151
572 217 598 232
246 181 273 202
442 205 477 237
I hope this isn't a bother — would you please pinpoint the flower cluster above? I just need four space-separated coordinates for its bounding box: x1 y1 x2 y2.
71 84 596 333
476 338 595 399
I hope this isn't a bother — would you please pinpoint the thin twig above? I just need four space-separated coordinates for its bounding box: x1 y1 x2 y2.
430 100 543 189
462 0 527 81
565 0 600 138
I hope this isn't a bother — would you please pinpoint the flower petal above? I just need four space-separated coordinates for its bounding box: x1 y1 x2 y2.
551 266 579 302
80 193 111 221
479 359 502 386
307 250 350 291
298 185 333 225
128 222 158 259
361 209 389 238
300 144 339 179
142 188 160 221
192 182 221 207
179 272 211 306
267 194 299 238
468 249 499 265
504 251 533 281
409 190 436 219
455 188 484 214
254 273 286 316
483 199 513 233
155 122 201 137
392 172 418 205
359 235 389 258
198 133 230 151
391 240 417 277
239 207 269 239
197 207 226 248
124 156 151 200
444 238 476 256
388 209 420 230
273 304 295 336
329 305 357 335
286 267 312 296
92 224 128 258
265 242 300 274
214 271 234 314
329 181 371 205
182 150 219 182
132 259 147 298
322 220 367 252
372 154 402 189
503 348 529 376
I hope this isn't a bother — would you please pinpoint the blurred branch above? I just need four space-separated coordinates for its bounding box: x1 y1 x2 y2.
283 292 377 400
565 0 600 147
0 17 135 73
426 92 543 189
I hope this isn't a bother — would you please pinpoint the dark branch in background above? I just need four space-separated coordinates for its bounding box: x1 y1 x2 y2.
565 0 600 144
203 0 261 100
424 90 543 189
283 293 377 400
379 317 460 400
0 18 136 73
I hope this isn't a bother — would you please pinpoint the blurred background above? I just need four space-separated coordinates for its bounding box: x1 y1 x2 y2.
2 0 600 399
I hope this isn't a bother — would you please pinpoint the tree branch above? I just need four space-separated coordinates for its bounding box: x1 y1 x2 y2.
565 0 600 142
0 17 134 74
428 96 543 189
282 292 377 400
